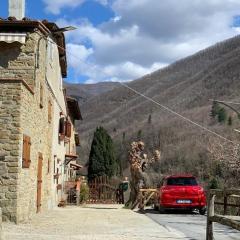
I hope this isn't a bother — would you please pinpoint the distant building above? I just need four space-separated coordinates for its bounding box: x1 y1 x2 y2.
0 6 82 222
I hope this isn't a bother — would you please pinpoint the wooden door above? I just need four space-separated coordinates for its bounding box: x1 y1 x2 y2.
37 153 43 213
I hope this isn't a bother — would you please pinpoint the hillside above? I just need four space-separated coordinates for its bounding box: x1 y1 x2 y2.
64 82 118 104
67 35 240 186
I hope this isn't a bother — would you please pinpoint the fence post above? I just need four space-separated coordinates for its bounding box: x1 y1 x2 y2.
206 192 215 240
223 195 227 215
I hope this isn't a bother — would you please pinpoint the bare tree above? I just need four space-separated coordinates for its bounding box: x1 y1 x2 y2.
207 137 240 175
126 141 161 207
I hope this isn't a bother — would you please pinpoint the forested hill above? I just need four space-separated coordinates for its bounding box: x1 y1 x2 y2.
64 82 118 104
66 34 240 185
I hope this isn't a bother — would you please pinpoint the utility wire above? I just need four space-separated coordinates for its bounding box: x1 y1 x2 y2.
119 82 237 145
209 99 240 105
36 31 238 145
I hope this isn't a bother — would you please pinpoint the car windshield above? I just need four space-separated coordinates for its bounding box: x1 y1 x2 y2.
166 177 198 186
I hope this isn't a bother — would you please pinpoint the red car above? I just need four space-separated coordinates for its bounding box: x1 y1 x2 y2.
154 175 206 215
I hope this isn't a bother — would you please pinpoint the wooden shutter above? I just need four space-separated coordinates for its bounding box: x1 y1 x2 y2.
37 153 43 213
22 135 31 168
65 120 72 138
48 100 52 123
40 84 43 108
75 133 80 146
47 158 50 174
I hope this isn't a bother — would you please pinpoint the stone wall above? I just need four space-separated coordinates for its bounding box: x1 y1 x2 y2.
17 31 56 222
0 33 37 89
0 81 22 222
0 30 58 222
17 82 53 222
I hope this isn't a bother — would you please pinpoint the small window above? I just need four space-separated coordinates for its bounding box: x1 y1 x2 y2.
65 120 72 138
75 133 80 146
40 84 43 108
22 135 31 168
59 117 65 137
166 177 198 186
48 100 52 123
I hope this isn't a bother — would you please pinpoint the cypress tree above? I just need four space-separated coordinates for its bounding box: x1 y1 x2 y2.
218 108 227 123
148 114 152 124
210 101 220 119
228 116 233 126
137 130 142 140
88 126 116 181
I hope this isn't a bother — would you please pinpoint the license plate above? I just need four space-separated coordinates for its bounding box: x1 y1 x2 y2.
176 200 192 204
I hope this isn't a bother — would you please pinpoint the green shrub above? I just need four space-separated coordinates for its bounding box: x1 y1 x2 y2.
208 177 219 189
80 184 89 203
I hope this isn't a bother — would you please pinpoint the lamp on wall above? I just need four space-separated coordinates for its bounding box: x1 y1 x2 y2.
53 26 77 34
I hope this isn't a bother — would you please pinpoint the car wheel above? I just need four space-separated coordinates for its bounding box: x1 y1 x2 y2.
153 204 159 211
159 206 165 214
199 207 206 215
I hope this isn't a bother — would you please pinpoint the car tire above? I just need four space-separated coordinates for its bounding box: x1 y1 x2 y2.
153 204 159 211
159 206 165 214
199 207 206 215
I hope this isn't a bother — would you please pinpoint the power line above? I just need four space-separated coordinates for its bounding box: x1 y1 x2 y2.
36 31 238 146
209 99 240 105
119 82 237 145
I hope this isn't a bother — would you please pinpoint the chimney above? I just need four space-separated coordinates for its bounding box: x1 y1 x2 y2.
9 0 25 20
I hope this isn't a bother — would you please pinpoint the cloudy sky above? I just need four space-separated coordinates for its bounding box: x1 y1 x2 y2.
1 0 240 83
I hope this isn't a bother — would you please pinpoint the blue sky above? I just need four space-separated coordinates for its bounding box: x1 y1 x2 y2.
1 0 240 84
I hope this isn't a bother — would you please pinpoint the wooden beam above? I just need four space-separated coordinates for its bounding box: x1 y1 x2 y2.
206 194 215 240
211 215 240 231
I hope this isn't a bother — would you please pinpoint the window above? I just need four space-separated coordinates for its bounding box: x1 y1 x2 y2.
65 120 72 138
48 100 52 123
59 117 65 139
75 133 80 146
40 84 43 108
22 135 31 168
166 177 198 186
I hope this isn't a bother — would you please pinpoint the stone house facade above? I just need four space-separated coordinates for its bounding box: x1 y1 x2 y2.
0 19 81 222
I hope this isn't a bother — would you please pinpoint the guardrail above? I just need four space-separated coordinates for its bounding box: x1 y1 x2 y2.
206 189 240 240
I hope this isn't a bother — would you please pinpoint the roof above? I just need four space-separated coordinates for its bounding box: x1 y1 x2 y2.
0 17 67 77
70 162 83 170
67 97 82 120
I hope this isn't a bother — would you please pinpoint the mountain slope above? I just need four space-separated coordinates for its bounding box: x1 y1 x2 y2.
64 82 118 104
69 35 240 182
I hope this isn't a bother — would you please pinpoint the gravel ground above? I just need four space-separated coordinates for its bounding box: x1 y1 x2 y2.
3 205 186 240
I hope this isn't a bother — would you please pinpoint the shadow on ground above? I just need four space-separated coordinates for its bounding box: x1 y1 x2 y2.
137 208 200 215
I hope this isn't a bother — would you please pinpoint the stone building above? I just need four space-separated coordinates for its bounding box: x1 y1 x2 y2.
0 16 81 222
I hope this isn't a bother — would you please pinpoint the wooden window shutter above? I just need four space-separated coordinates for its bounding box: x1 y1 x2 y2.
65 120 72 138
22 135 31 168
40 84 43 108
48 100 52 123
47 159 50 174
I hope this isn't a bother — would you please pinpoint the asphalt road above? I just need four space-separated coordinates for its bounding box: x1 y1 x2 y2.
146 209 240 240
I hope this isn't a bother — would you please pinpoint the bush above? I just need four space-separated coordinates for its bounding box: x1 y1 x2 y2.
80 184 89 203
208 177 219 189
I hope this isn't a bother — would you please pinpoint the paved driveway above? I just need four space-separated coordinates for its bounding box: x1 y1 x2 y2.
146 209 240 240
3 205 186 240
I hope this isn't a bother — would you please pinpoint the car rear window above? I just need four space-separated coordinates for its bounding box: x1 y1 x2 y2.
166 177 198 186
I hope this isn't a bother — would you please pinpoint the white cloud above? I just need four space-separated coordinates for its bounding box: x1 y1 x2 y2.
43 0 110 15
57 0 240 83
67 43 93 68
43 0 85 15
